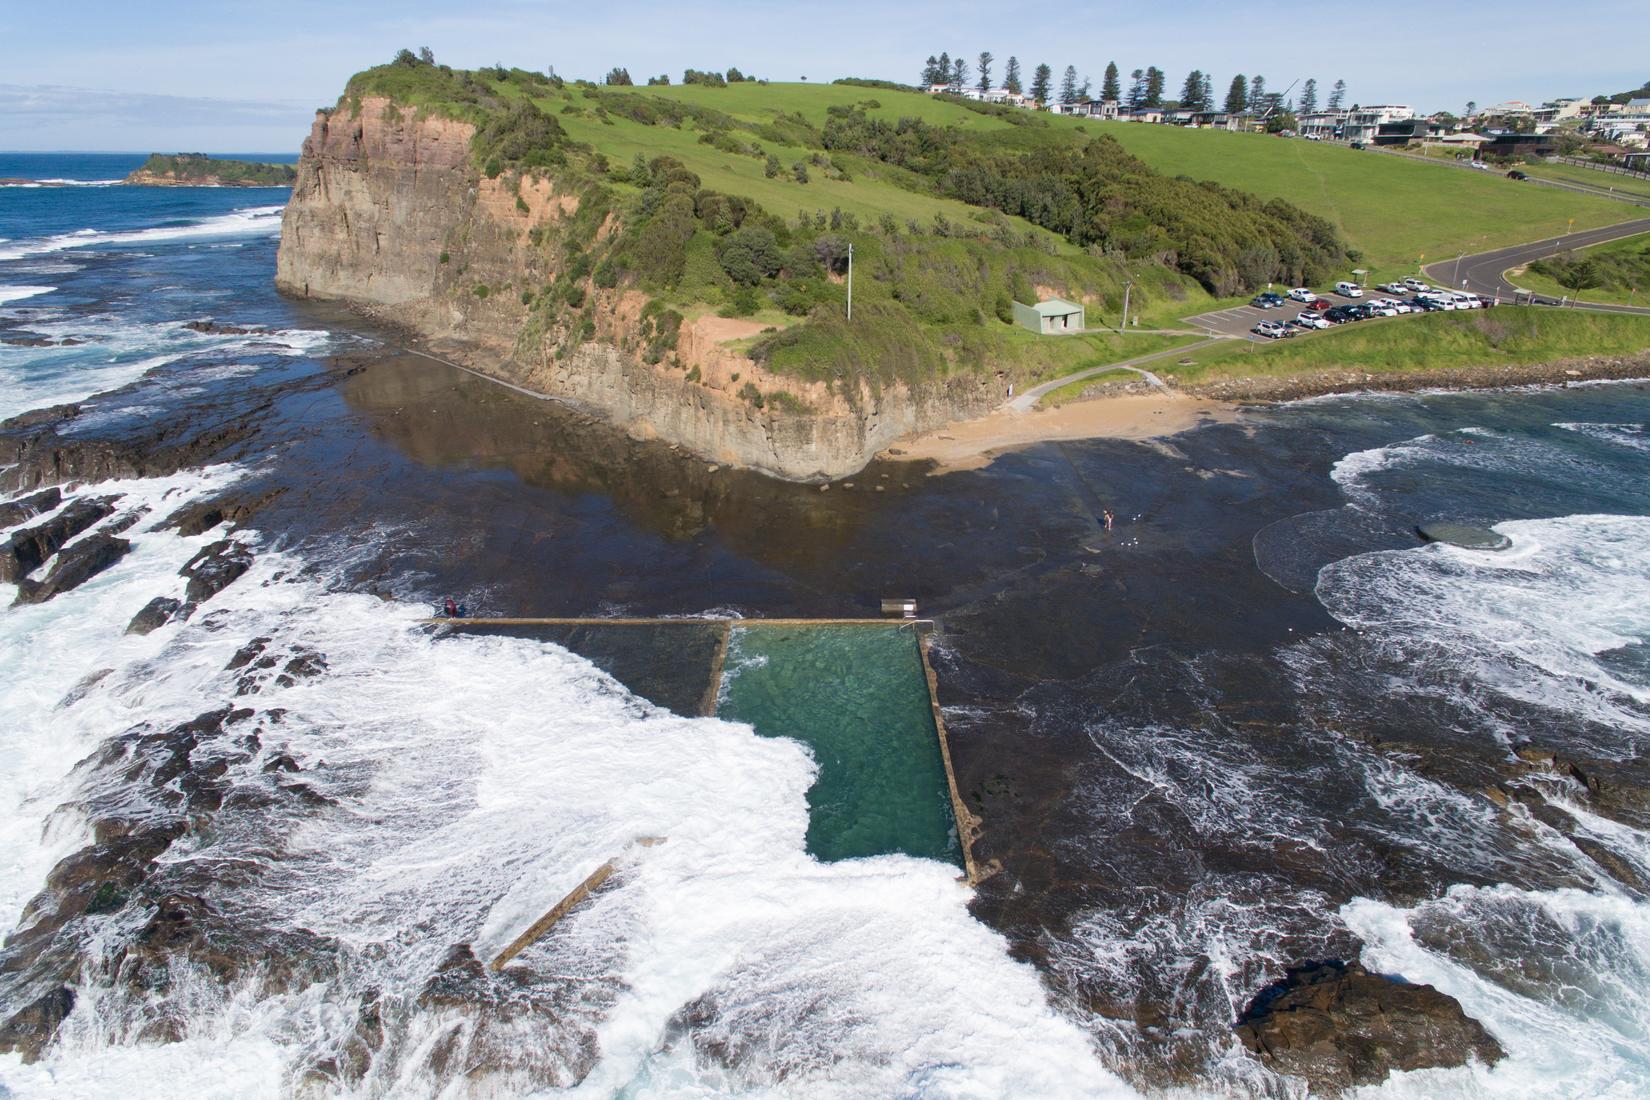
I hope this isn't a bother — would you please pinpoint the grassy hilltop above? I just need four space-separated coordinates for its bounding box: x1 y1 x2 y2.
335 58 1642 394
126 153 296 187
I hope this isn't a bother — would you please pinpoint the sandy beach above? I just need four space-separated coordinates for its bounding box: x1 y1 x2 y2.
885 391 1239 473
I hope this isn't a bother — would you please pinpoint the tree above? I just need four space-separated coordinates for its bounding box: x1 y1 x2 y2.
1328 79 1347 111
922 56 940 85
393 48 419 67
1225 74 1249 115
1060 65 1079 104
937 52 951 87
604 67 633 86
418 46 435 65
1004 56 1022 94
1201 73 1216 112
1299 78 1318 114
1079 75 1092 98
1180 70 1205 110
1249 75 1267 112
1145 67 1165 108
1030 63 1053 105
1465 100 1478 117
977 51 994 93
950 56 969 91
1102 61 1121 103
726 67 748 83
1127 68 1146 108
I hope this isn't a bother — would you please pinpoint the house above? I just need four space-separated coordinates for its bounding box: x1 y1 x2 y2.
1012 297 1085 335
1478 131 1558 159
1374 118 1433 145
1299 105 1413 144
1624 151 1650 172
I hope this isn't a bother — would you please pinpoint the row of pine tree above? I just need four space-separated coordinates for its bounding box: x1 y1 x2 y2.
919 53 1348 116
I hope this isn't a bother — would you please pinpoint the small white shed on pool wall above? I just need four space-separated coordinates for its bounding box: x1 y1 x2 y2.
1011 297 1085 335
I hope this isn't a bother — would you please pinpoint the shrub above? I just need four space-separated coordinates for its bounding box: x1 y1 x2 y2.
474 284 490 298
715 225 784 286
738 382 765 407
720 287 762 316
792 162 810 184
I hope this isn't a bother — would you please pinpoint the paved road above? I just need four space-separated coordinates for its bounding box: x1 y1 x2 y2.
1366 146 1650 209
1010 337 1225 412
1423 217 1650 314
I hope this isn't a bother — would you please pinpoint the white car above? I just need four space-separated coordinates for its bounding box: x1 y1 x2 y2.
1334 281 1364 298
1293 313 1330 330
1287 287 1318 303
1376 298 1411 314
1377 282 1408 294
1402 278 1430 292
1365 303 1399 317
1252 320 1293 339
1452 293 1482 309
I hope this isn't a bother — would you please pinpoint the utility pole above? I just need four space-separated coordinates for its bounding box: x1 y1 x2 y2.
1121 279 1132 331
846 242 853 322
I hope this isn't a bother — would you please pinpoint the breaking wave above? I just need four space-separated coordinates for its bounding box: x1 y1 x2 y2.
0 206 284 262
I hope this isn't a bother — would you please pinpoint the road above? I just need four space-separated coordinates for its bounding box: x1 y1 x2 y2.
1366 146 1650 210
1422 217 1650 314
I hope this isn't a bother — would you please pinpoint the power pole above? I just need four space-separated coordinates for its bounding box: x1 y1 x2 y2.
846 243 854 322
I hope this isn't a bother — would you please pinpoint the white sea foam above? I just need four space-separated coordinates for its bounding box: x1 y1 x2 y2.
0 205 284 262
1316 515 1650 735
0 477 1133 1098
0 285 55 305
1556 421 1650 454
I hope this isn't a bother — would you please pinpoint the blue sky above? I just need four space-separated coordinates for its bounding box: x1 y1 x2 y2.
1 0 1644 151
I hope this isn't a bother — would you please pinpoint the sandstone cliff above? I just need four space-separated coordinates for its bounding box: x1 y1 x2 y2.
275 99 1002 480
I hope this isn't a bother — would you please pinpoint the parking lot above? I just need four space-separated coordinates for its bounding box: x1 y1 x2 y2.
1184 281 1487 342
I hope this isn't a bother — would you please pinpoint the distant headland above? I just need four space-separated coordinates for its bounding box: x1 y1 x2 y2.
123 153 297 187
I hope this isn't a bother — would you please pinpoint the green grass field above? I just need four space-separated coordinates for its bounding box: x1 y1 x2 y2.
1166 308 1650 384
1510 232 1650 307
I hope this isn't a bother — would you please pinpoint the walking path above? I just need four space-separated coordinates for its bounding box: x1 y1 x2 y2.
1009 336 1225 412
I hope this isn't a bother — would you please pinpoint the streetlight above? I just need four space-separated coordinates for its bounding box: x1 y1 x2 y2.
845 242 853 322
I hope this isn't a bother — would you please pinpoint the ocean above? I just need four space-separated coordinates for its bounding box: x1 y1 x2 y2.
1 154 1648 1098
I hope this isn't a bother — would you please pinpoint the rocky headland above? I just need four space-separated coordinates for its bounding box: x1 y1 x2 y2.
123 154 297 188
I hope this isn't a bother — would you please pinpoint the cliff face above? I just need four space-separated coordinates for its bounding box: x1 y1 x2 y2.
275 99 1001 480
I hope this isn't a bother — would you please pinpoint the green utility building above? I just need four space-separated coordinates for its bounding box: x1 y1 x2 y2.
1012 297 1086 335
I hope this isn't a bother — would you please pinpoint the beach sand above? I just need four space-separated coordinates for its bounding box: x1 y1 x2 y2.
886 392 1239 473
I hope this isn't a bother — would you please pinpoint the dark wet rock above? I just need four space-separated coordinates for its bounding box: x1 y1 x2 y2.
0 986 75 1063
1511 743 1650 830
127 596 183 635
183 320 267 336
261 752 301 774
13 533 131 605
0 497 116 582
1235 960 1503 1094
1571 836 1648 892
276 650 328 687
0 487 61 528
161 487 285 537
225 636 272 670
0 403 80 432
0 408 257 493
181 539 253 604
1 335 54 348
105 508 149 535
58 668 114 708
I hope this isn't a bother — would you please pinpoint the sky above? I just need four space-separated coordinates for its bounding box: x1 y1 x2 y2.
0 0 1644 152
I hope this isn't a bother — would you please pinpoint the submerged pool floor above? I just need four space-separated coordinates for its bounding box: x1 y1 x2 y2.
717 625 962 866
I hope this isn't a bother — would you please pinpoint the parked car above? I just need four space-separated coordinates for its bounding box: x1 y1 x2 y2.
1350 141 1366 150
1287 287 1318 303
1293 313 1330 330
1334 281 1364 298
1251 292 1286 309
1507 170 1528 180
1377 282 1409 294
1410 297 1445 312
1376 298 1412 314
1455 293 1483 309
1323 306 1359 324
1308 298 1333 311
1303 133 1323 141
1402 278 1430 292
1364 303 1398 317
1252 320 1293 339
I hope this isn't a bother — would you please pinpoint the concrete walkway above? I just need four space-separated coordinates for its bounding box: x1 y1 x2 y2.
1010 336 1226 412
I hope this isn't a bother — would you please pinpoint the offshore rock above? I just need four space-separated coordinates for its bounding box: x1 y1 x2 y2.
1235 960 1502 1094
181 539 254 604
0 487 61 528
0 497 115 582
0 986 75 1063
13 533 131 605
127 596 184 635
